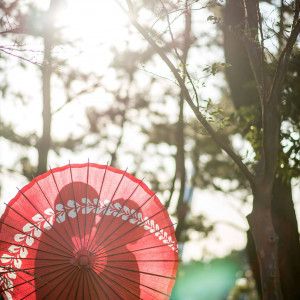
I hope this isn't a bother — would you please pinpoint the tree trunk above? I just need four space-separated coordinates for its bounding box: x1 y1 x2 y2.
37 0 57 175
247 176 300 299
223 1 300 298
174 0 191 242
175 93 186 241
247 182 283 300
38 39 52 175
272 177 300 299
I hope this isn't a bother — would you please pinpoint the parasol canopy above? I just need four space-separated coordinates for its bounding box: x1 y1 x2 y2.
0 163 178 299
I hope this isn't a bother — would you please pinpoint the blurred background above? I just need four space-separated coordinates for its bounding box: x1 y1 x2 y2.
0 0 299 299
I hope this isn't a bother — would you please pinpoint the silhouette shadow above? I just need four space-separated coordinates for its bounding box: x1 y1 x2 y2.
34 182 143 299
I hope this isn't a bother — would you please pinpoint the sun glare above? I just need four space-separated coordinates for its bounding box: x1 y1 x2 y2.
56 0 128 45
50 1 132 138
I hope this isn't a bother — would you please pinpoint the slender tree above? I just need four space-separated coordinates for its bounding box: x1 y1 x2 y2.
117 0 300 298
223 1 300 298
0 0 102 178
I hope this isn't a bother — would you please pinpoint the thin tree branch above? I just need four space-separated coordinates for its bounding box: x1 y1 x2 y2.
293 0 300 28
159 0 200 107
267 19 300 105
0 122 37 147
262 10 300 183
138 65 178 85
0 48 42 66
150 0 209 30
117 0 255 186
242 0 300 185
256 0 267 101
242 0 265 104
0 28 19 34
53 82 101 114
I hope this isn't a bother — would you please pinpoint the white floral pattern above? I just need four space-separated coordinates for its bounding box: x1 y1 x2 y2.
0 198 177 298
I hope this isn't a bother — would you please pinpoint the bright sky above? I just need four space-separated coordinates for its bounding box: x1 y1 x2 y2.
0 0 250 262
2 0 299 263
55 0 251 260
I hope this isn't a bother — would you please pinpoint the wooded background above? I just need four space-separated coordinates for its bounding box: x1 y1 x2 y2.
1 0 299 299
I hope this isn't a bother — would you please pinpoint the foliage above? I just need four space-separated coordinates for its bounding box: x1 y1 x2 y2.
1 0 299 297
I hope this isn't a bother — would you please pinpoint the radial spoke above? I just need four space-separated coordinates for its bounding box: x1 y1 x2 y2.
41 267 78 300
0 163 178 299
8 267 40 292
90 177 144 250
96 264 172 298
96 222 177 258
83 160 90 249
99 259 179 263
86 163 108 250
86 269 101 300
0 220 72 258
81 269 90 300
98 242 177 261
2 264 73 294
88 268 110 300
0 261 70 276
93 265 144 299
34 178 77 252
0 240 72 260
90 192 156 253
0 257 67 261
54 268 78 300
87 168 128 252
58 268 81 300
93 205 167 255
50 167 80 252
69 163 83 250
38 266 75 300
17 186 74 254
95 262 176 280
74 271 83 299
0 264 48 283
89 267 126 300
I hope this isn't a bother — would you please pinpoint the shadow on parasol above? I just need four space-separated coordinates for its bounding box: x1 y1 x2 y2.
0 163 178 299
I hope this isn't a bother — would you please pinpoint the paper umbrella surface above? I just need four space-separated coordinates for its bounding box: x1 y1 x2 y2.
0 163 178 299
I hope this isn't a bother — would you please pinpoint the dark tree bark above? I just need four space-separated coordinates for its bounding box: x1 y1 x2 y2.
271 177 300 299
247 177 300 299
223 1 300 298
223 0 260 109
123 0 300 297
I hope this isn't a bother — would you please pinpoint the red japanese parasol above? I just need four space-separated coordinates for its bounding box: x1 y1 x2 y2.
0 163 178 299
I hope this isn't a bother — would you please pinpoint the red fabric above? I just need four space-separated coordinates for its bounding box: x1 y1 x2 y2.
0 163 178 299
